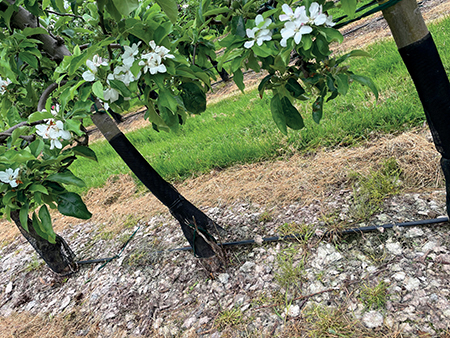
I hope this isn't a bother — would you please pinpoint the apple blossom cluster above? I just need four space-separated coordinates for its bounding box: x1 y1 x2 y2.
244 15 273 49
82 41 175 108
139 41 175 74
0 77 12 95
0 168 21 188
244 2 335 49
35 119 72 150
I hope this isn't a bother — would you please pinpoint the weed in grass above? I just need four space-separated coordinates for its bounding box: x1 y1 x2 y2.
359 281 389 310
24 255 44 272
304 304 359 338
258 210 273 223
319 211 347 242
349 158 402 222
123 246 160 268
275 246 307 293
215 307 243 330
278 222 316 248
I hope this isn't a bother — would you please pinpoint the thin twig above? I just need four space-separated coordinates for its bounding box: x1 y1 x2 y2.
46 10 83 20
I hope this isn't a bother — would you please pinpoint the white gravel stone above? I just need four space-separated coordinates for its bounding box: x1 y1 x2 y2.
59 296 71 310
182 316 196 329
392 271 406 281
285 304 300 317
386 242 403 255
405 227 424 238
422 241 438 253
4 282 13 294
239 261 255 273
404 277 420 291
362 311 384 328
217 273 230 284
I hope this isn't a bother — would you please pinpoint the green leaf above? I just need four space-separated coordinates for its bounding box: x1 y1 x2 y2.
42 0 51 9
318 27 344 44
112 0 138 16
270 94 287 135
109 80 131 98
64 119 84 136
19 204 29 232
144 103 168 129
46 170 86 187
246 52 260 73
105 0 122 21
19 52 38 69
28 139 45 157
233 69 245 93
179 82 206 114
203 7 229 16
56 192 92 219
29 183 49 195
231 15 246 38
336 49 369 65
335 73 349 95
258 74 272 98
32 211 53 243
155 0 178 23
70 146 98 162
92 81 104 100
350 74 379 101
22 27 48 36
11 126 28 145
285 78 305 99
312 96 324 124
39 205 56 243
28 110 53 123
281 97 304 130
341 0 357 17
68 53 90 76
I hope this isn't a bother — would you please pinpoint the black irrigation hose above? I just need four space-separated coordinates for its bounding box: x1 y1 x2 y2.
77 217 449 267
167 217 450 252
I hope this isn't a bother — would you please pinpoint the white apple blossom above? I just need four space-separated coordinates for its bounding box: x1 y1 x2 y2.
103 87 120 102
325 15 335 27
279 4 309 23
149 41 175 60
51 104 60 116
139 52 167 74
280 20 313 47
308 2 328 26
0 168 21 188
122 42 141 68
244 15 272 49
82 55 108 82
0 77 12 95
36 120 71 149
114 65 140 87
48 121 71 149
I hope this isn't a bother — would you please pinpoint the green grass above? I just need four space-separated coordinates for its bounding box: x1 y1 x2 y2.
71 17 450 195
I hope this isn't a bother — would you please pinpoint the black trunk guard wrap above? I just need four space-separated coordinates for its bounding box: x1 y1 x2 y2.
108 132 218 258
399 33 450 158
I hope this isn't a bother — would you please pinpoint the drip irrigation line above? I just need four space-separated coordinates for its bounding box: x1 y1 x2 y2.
76 217 449 268
77 226 140 269
166 216 449 252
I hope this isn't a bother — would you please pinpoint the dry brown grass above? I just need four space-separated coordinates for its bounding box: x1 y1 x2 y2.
0 127 442 246
0 311 100 338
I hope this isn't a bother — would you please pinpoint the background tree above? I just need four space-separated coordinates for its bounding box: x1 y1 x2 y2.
378 0 450 217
